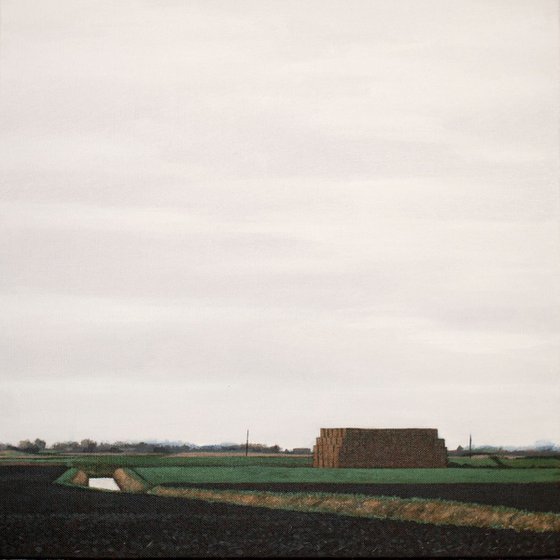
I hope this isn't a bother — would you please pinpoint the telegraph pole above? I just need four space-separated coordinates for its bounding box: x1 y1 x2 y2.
469 434 472 456
245 429 249 457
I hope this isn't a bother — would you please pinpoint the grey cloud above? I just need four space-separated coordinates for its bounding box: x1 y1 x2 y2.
1 0 558 448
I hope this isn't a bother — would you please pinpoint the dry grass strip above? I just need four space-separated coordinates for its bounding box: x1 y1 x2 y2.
113 468 151 493
150 487 560 533
71 469 89 487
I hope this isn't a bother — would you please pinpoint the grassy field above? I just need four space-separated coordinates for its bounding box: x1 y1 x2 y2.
447 457 499 467
0 450 83 464
74 454 311 471
447 456 560 468
0 453 311 469
498 457 560 468
5 452 560 477
133 465 560 485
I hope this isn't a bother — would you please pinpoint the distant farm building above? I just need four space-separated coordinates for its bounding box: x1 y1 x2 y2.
291 448 312 455
313 428 447 468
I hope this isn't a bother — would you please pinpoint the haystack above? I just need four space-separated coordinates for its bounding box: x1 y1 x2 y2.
313 428 447 468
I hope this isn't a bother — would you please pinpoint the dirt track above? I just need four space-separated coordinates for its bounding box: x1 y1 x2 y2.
1 466 559 557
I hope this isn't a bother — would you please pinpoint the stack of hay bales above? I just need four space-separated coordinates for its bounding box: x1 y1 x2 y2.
313 428 447 468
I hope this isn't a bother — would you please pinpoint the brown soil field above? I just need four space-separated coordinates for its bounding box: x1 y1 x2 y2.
1 465 559 557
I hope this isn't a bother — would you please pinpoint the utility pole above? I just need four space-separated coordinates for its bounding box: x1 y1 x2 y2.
469 434 472 456
245 429 249 457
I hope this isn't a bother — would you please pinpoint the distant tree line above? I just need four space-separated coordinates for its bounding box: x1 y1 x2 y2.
2 438 559 456
3 439 47 454
0 439 284 454
450 443 560 457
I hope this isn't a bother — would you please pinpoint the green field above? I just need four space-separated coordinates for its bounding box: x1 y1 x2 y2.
447 456 560 469
498 457 560 468
73 454 311 470
5 452 560 482
0 453 311 469
447 457 499 467
0 449 88 462
133 466 560 485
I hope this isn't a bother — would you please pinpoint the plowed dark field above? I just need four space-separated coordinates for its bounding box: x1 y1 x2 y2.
1 466 559 558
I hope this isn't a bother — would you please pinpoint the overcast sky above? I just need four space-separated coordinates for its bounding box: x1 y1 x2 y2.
0 0 558 449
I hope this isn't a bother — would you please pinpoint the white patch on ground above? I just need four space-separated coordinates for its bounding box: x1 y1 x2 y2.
88 477 120 491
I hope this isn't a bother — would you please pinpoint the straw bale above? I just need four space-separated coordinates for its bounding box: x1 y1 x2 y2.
313 428 448 468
